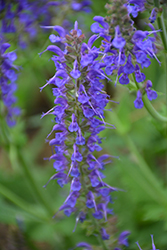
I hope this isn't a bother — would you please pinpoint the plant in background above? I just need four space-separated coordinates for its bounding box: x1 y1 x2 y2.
91 0 160 110
0 37 20 126
0 0 92 48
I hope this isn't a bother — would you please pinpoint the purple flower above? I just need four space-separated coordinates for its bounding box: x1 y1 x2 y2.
146 89 157 101
68 114 79 132
118 231 130 247
75 242 92 250
100 228 110 240
71 144 83 162
112 26 126 49
70 60 81 79
71 178 81 191
134 90 144 109
149 8 158 23
123 54 134 74
134 65 146 83
145 80 157 101
119 73 129 85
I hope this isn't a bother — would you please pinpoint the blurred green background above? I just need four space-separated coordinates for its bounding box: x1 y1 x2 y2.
0 0 167 249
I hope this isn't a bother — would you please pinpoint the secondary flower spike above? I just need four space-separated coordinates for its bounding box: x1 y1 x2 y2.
0 39 20 126
91 0 159 109
40 21 118 239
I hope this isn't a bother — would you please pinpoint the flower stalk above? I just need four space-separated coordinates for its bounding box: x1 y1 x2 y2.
0 183 49 221
153 0 167 51
17 149 54 216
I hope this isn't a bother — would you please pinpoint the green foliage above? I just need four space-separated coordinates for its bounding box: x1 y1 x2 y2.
0 0 167 249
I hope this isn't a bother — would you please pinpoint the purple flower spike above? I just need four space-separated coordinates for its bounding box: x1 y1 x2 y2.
42 21 118 224
0 40 20 127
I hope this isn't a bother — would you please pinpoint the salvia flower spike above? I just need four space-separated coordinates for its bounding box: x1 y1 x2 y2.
0 39 20 126
91 0 159 108
40 21 118 240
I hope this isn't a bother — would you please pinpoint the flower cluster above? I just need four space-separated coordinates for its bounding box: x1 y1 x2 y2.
0 38 20 127
73 230 130 249
125 0 146 18
91 0 159 109
0 0 92 48
134 80 158 108
40 21 118 240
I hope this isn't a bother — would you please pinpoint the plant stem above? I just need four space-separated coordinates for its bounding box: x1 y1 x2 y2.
88 210 109 250
153 0 167 51
142 95 167 122
124 135 167 206
80 171 109 250
17 149 54 216
0 183 48 221
112 112 167 207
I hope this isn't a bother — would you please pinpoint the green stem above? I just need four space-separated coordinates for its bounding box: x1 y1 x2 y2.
112 112 167 207
0 183 48 221
17 149 54 216
80 171 109 250
154 0 159 7
154 0 167 51
124 135 167 206
133 76 167 122
142 95 167 122
88 210 109 250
